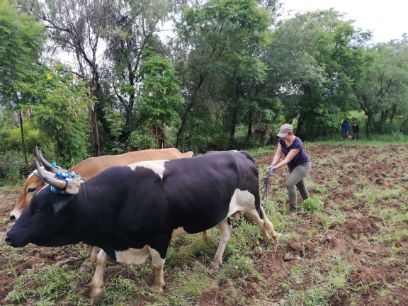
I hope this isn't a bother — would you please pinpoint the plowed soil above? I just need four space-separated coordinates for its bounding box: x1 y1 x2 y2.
1 144 407 305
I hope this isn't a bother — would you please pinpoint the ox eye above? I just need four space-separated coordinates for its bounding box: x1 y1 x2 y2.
27 188 37 193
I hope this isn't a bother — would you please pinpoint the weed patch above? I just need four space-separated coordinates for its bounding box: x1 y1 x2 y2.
301 196 324 212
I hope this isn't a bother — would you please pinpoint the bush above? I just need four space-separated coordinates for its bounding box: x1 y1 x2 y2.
128 130 157 150
301 197 324 212
0 150 27 186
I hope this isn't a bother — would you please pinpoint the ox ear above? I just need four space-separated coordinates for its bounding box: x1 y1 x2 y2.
52 199 70 215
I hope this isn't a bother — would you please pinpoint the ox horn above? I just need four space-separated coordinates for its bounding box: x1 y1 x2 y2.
35 146 58 173
34 158 81 194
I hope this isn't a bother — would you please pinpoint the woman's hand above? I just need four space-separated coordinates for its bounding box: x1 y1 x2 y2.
266 164 276 175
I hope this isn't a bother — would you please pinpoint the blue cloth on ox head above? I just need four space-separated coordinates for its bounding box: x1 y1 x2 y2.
51 161 62 170
50 165 79 195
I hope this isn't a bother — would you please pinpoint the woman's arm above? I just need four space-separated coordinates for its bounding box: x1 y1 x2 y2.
271 143 283 165
274 148 299 169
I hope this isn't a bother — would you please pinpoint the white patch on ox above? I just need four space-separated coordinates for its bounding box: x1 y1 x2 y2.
226 188 280 242
27 170 37 180
37 183 49 195
227 188 257 217
128 160 167 179
10 209 22 220
115 245 150 265
114 245 165 291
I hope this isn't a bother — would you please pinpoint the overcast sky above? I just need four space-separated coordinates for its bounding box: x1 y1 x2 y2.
280 0 407 43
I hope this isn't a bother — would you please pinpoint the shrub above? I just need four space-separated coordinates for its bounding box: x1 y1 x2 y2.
301 197 324 212
128 130 157 150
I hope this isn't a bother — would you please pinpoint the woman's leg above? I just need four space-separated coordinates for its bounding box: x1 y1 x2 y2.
296 179 310 200
285 163 311 211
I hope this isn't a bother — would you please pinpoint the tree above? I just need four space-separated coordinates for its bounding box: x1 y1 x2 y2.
175 0 276 149
138 50 181 148
0 0 44 166
0 0 44 103
354 37 408 136
265 10 369 138
18 64 93 166
20 0 115 155
102 0 177 137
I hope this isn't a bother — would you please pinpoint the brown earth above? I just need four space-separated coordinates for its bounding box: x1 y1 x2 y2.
1 144 408 305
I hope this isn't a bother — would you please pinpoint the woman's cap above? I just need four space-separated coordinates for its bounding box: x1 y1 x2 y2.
277 124 293 137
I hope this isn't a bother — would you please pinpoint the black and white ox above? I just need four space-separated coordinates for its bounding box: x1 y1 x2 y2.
6 151 279 303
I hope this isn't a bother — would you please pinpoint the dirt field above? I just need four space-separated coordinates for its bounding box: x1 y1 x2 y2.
0 144 407 305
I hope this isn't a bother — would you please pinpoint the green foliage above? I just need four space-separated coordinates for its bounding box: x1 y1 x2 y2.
354 37 408 136
0 108 14 153
301 196 324 212
7 119 41 152
18 64 93 167
128 130 157 150
103 108 127 153
266 10 370 139
175 0 275 148
0 150 23 186
0 0 44 104
139 49 182 128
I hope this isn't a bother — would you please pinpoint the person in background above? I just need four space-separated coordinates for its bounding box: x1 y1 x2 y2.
341 119 350 139
352 122 360 140
267 124 311 214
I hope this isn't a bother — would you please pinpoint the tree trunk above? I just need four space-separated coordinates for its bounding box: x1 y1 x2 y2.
389 104 397 123
153 125 165 149
365 111 372 138
89 105 100 156
19 111 28 168
176 75 205 147
228 80 241 149
296 113 305 138
229 107 238 149
246 109 252 142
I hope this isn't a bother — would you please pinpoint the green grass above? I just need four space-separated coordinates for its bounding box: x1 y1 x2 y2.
315 207 348 229
284 254 350 306
6 264 90 305
307 134 408 147
248 146 277 158
168 263 214 305
301 196 324 213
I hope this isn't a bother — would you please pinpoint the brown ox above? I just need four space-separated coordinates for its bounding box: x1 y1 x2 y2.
10 148 194 221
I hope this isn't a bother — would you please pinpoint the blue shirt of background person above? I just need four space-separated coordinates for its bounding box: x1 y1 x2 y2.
341 119 350 138
278 137 310 171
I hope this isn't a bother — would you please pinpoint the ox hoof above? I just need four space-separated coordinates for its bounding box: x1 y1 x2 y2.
209 260 221 270
90 287 105 305
152 284 164 293
272 232 281 242
265 231 280 243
